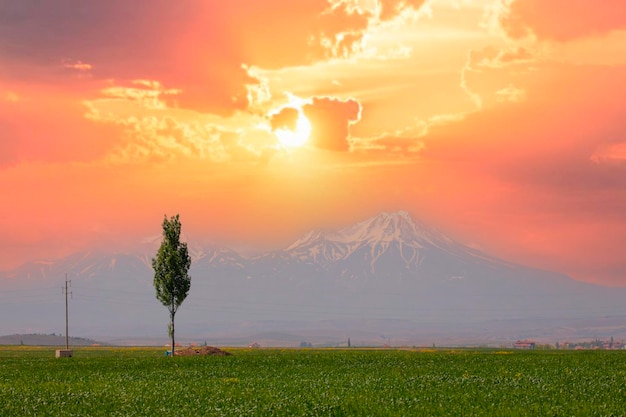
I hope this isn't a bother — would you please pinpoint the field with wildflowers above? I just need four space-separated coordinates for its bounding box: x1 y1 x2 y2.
0 346 624 416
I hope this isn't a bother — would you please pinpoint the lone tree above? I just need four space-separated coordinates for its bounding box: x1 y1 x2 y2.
152 214 191 357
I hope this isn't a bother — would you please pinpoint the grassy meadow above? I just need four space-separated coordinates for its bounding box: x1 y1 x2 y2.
0 346 624 416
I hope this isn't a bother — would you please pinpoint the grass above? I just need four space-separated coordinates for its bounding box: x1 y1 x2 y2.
0 346 624 416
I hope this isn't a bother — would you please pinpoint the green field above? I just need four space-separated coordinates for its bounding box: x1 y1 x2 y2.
0 347 624 416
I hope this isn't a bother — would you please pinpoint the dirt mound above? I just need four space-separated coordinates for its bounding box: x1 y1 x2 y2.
174 346 232 356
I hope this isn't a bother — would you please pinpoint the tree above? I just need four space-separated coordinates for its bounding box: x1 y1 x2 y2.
152 214 191 357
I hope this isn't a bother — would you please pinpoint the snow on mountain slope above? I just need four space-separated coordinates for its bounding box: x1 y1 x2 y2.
282 211 512 277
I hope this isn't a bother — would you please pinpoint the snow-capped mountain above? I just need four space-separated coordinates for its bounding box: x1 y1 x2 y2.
282 210 510 278
287 210 453 252
1 211 625 344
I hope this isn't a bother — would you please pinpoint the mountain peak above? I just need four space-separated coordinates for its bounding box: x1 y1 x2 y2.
334 210 447 246
284 210 455 257
378 210 411 219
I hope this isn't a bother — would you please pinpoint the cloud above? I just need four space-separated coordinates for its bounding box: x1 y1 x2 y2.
0 0 382 115
356 135 424 155
0 90 120 169
500 0 626 41
0 0 436 117
303 97 361 151
269 107 300 132
84 80 280 164
591 142 626 164
85 107 242 164
467 46 535 70
494 85 526 103
62 59 93 73
426 65 626 210
462 45 538 110
99 80 182 110
414 62 626 284
378 0 427 21
427 63 626 163
112 118 230 163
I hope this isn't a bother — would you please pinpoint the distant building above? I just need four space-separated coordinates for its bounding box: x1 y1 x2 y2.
514 340 536 349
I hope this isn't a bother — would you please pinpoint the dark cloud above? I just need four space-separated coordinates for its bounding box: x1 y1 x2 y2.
0 0 373 114
270 107 299 132
0 0 252 114
303 97 361 151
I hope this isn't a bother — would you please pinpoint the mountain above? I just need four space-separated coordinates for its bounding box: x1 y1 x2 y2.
0 333 106 346
281 210 520 281
1 211 624 345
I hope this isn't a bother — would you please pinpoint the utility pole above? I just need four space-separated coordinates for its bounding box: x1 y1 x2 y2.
64 274 71 350
56 274 73 358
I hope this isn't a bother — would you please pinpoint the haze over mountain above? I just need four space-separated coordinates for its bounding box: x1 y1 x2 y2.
1 212 624 346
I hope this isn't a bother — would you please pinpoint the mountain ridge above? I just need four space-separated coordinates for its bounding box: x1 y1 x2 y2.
1 211 624 344
0 333 106 346
281 211 518 275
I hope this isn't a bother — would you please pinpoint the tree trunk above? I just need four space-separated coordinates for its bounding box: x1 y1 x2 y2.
170 310 175 357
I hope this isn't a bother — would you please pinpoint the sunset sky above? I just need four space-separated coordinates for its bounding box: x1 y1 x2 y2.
1 0 625 286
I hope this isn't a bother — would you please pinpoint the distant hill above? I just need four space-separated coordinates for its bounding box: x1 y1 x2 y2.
0 333 105 346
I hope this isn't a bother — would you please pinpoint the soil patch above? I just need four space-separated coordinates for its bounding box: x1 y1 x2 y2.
174 346 232 356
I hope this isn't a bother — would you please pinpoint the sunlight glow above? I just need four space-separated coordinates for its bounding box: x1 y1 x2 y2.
275 111 312 148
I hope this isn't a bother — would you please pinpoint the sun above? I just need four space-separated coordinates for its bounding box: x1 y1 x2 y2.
275 111 312 148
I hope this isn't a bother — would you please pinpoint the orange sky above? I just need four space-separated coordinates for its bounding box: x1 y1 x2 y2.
1 0 625 286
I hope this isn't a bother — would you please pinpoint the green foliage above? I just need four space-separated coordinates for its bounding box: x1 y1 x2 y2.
1 347 625 416
151 214 191 354
152 214 191 313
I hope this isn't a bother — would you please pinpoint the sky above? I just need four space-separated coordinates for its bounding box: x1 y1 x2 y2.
1 0 625 286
